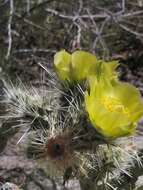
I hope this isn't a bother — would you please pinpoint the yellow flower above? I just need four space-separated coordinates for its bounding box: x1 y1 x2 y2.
101 60 119 81
88 60 119 87
54 50 97 82
85 79 143 138
54 50 71 81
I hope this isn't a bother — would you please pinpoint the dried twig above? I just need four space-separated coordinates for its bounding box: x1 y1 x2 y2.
15 13 46 30
13 48 56 54
6 0 14 60
45 8 108 20
26 0 31 15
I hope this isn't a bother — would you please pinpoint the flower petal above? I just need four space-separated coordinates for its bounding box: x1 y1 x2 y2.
112 81 143 122
71 51 97 81
85 92 133 138
54 50 71 81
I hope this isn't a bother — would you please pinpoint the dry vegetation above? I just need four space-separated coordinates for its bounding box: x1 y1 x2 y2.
0 0 143 190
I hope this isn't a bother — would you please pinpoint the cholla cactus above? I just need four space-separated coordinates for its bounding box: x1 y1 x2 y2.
0 50 143 189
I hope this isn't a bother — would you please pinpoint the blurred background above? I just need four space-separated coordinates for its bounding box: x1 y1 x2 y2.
0 0 143 189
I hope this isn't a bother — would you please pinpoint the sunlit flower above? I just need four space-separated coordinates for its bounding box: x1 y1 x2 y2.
85 79 143 138
88 60 119 86
54 50 71 81
100 60 119 81
54 50 98 82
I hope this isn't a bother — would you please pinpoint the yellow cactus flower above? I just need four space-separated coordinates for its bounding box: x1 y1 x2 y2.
101 60 119 81
88 60 119 86
54 50 97 82
85 79 143 138
54 50 71 81
71 50 98 81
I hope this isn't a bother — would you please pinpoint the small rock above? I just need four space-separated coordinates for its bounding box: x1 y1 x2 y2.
0 182 21 190
134 175 143 190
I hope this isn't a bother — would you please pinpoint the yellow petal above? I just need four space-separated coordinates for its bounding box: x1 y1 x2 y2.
71 51 97 81
102 61 119 80
54 50 71 81
85 92 132 138
112 81 143 122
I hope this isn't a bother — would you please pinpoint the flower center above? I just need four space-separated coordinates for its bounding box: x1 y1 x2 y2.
102 96 129 116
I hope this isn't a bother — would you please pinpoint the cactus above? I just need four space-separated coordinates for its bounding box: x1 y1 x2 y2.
0 50 143 190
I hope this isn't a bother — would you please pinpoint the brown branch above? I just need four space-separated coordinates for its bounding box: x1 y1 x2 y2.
6 0 14 60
